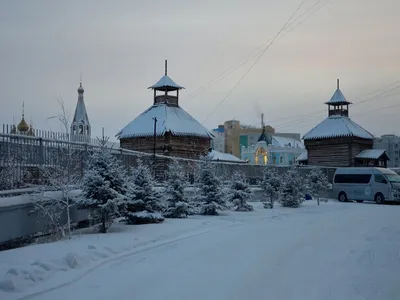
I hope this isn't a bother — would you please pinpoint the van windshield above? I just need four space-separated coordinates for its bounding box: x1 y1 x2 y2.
385 174 400 183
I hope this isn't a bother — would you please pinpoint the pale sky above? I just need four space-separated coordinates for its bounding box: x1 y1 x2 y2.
1 0 399 141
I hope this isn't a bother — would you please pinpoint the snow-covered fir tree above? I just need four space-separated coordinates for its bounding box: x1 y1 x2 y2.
260 166 281 209
124 158 164 224
306 167 330 205
279 166 304 208
197 159 225 215
77 138 128 233
227 171 253 211
163 160 189 218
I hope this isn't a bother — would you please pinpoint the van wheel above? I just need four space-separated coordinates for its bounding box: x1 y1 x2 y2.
338 192 348 202
356 200 364 203
375 193 385 204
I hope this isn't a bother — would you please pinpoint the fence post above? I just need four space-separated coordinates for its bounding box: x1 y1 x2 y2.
81 143 88 178
38 138 43 184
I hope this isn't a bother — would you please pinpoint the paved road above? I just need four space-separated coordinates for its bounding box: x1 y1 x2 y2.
22 202 400 300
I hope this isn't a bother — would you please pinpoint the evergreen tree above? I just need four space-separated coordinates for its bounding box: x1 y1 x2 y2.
163 160 189 218
279 166 304 208
306 167 330 205
77 138 127 233
261 166 281 209
197 159 225 215
227 171 254 211
124 158 164 224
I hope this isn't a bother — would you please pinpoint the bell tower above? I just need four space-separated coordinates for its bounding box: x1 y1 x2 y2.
148 60 184 107
70 81 91 142
325 79 352 117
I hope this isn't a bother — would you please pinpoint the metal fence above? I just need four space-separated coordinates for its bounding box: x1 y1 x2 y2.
0 129 338 192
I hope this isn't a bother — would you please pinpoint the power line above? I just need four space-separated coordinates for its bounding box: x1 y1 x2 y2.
201 1 306 124
265 79 400 127
185 0 329 102
273 90 400 132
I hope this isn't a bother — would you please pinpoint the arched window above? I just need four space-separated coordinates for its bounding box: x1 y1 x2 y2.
79 125 83 134
255 147 268 165
73 125 77 135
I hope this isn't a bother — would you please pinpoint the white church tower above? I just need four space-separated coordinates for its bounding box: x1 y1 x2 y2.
70 81 91 143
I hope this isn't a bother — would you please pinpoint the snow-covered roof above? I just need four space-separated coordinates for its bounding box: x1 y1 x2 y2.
355 149 389 160
303 116 374 140
116 104 213 139
148 75 184 90
325 88 351 105
296 150 308 162
207 150 245 163
272 136 304 148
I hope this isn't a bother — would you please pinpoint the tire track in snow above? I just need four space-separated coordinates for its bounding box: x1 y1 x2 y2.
16 221 245 300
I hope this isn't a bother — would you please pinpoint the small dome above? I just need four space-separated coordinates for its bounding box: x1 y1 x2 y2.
78 82 84 93
17 117 29 132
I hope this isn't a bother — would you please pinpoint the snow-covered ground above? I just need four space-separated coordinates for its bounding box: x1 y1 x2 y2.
1 200 400 300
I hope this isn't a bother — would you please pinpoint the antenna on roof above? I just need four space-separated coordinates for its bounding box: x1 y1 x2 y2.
337 78 340 89
165 59 167 76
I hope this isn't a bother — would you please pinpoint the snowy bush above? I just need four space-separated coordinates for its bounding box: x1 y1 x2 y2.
124 159 164 224
260 166 281 209
279 166 304 208
163 160 189 218
197 159 226 215
306 167 330 205
77 138 128 233
226 171 253 212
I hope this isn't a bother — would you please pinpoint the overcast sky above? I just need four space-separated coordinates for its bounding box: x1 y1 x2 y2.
1 0 399 141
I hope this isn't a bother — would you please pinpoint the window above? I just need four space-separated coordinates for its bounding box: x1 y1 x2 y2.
334 174 372 184
280 156 283 164
374 174 387 184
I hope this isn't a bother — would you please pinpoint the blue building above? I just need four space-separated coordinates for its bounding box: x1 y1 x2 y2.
241 126 305 166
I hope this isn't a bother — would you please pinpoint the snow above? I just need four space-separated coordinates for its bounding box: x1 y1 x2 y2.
296 150 308 161
303 116 374 140
325 88 351 104
0 190 82 208
1 201 400 300
148 75 184 90
356 149 388 159
272 136 304 148
207 150 245 163
116 104 213 139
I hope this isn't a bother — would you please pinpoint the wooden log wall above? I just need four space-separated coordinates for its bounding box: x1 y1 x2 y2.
305 137 373 167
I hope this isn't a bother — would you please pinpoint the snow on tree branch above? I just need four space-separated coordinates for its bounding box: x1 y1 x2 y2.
226 171 254 212
123 158 164 224
163 160 189 218
261 166 281 209
76 136 128 233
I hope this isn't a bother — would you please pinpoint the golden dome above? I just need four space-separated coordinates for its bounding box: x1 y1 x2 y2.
17 117 30 132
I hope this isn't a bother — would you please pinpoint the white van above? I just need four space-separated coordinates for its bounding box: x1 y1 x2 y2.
333 167 400 204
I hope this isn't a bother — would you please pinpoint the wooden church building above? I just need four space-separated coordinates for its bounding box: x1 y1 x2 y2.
302 79 389 167
116 61 213 160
